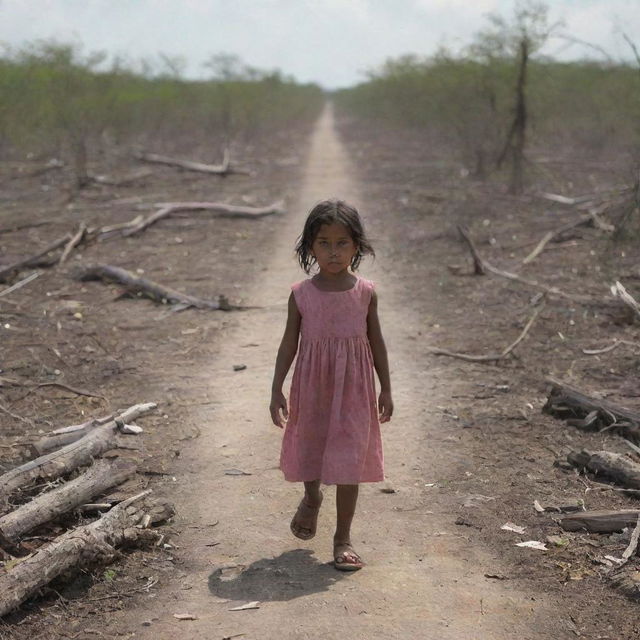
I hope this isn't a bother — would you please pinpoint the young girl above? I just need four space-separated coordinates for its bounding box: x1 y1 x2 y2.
269 199 393 571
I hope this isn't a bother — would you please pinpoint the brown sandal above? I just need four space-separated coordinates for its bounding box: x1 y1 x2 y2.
290 492 323 540
333 542 364 571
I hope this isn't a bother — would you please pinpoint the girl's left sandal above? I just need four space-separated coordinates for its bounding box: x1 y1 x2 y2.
333 543 364 571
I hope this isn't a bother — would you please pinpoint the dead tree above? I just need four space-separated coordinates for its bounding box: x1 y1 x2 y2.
496 38 529 194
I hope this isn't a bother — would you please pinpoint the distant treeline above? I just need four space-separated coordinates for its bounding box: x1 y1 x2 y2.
0 42 324 161
335 53 640 168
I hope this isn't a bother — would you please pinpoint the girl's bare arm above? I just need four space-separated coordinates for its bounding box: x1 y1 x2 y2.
269 292 301 427
367 290 393 422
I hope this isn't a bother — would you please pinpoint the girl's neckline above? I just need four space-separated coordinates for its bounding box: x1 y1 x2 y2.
309 276 359 293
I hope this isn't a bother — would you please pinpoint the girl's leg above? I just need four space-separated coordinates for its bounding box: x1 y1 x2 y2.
334 484 363 570
304 480 322 504
290 480 323 540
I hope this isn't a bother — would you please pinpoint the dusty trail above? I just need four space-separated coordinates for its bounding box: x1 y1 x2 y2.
119 105 552 639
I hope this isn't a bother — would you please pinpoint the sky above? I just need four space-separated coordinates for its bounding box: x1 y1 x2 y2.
0 0 638 88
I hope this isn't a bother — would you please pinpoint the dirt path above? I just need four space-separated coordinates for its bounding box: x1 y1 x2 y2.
113 105 554 639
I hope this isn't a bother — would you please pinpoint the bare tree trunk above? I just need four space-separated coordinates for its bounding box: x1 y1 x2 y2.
71 135 90 190
510 39 528 194
496 38 529 194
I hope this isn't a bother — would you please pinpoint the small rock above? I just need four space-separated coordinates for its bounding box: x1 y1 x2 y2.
380 482 396 494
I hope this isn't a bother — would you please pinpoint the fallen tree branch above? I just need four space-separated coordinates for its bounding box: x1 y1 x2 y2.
119 200 285 238
0 402 34 427
0 458 136 544
457 225 596 304
582 339 640 355
33 402 156 455
96 215 145 241
522 215 593 265
559 509 640 533
59 223 87 264
429 303 543 362
619 512 640 566
0 406 156 509
0 272 40 299
582 341 622 355
567 449 640 489
0 233 72 282
24 381 106 402
544 378 640 441
134 149 248 176
0 490 174 617
611 281 640 321
73 263 239 311
535 191 594 206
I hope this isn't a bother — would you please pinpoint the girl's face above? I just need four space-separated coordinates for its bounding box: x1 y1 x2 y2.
310 223 357 274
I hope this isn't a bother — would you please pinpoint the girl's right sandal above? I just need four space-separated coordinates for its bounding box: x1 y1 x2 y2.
290 492 323 540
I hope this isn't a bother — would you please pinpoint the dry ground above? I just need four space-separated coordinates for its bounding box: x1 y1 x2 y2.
0 104 639 639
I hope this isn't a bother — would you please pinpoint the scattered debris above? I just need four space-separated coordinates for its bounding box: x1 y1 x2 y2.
173 613 198 620
515 540 548 551
224 469 252 476
229 601 260 611
463 494 496 507
546 535 569 547
501 522 526 534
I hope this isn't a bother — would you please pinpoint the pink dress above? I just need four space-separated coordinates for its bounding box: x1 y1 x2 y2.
280 276 384 485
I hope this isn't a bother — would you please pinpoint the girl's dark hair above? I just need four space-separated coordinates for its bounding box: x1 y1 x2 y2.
295 199 375 274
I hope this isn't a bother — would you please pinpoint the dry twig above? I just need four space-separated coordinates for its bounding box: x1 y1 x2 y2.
429 304 543 362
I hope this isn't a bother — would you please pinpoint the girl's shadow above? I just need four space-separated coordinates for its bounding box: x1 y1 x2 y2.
208 549 348 602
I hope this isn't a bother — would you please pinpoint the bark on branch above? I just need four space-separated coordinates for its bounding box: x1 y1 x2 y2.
544 377 640 441
134 149 248 176
567 449 640 489
32 402 156 456
74 263 239 310
0 491 174 617
118 200 285 238
0 459 136 544
0 406 156 510
559 509 640 533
